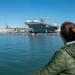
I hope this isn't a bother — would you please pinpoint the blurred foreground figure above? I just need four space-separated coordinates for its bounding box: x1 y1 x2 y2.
32 22 75 75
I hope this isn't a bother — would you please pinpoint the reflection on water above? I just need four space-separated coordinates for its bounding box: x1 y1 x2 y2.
0 34 63 75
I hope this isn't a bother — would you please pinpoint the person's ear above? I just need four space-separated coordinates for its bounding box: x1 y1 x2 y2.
60 33 67 44
60 32 63 38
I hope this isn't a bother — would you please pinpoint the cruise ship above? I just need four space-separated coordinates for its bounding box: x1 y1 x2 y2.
25 19 60 33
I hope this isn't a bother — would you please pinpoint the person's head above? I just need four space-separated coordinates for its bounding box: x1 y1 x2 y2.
60 22 75 43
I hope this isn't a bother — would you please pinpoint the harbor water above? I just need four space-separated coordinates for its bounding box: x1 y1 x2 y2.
0 34 64 75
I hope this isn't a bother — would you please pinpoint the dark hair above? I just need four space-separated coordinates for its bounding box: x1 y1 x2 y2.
61 22 75 42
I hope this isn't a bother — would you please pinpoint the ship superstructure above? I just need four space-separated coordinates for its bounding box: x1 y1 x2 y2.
25 19 59 33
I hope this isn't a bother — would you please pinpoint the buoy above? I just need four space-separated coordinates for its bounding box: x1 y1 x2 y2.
31 33 35 36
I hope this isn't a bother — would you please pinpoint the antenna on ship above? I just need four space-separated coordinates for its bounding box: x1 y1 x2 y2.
5 22 9 29
39 15 45 23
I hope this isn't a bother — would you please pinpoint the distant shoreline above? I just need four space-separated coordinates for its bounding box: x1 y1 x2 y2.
0 32 60 36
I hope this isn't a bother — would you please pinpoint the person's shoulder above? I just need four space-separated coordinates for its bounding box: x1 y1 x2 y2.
54 47 68 57
62 43 75 49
